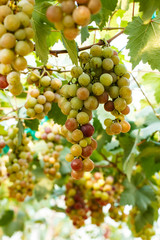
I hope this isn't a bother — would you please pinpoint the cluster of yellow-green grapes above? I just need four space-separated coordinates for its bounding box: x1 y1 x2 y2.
46 0 101 40
35 121 63 180
25 69 62 119
4 126 34 201
129 207 155 240
0 0 34 95
65 172 126 228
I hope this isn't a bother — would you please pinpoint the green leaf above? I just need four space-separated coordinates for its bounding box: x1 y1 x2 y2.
17 120 24 146
34 185 49 201
0 91 11 107
61 32 78 66
125 14 160 70
140 157 160 178
48 102 67 125
0 210 14 226
101 0 118 11
91 8 111 30
59 147 71 175
135 206 155 232
0 125 7 136
81 26 90 44
24 119 39 131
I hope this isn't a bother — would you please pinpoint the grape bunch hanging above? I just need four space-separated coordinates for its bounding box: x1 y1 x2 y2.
25 69 62 119
58 44 132 179
46 0 101 40
0 0 34 95
3 126 34 202
35 121 63 180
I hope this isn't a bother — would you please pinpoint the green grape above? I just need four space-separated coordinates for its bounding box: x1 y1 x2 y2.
71 129 83 142
123 72 130 79
71 144 82 156
27 108 35 117
110 72 117 83
44 102 52 113
37 95 46 104
86 83 92 93
92 82 104 96
119 86 132 99
16 12 30 28
25 27 34 39
44 91 55 102
4 15 20 32
15 41 31 56
84 96 99 110
100 73 113 87
34 104 44 113
27 97 37 108
40 76 51 87
114 97 126 111
90 57 102 68
63 15 75 28
78 73 90 86
0 33 16 49
102 58 114 71
76 112 89 125
125 96 132 104
109 86 119 99
90 45 102 57
70 97 83 109
8 83 23 96
79 51 90 63
102 47 113 58
30 89 40 98
61 101 71 115
114 64 127 76
60 84 70 98
0 23 6 37
12 56 27 71
68 109 78 118
0 49 15 64
71 66 83 78
7 71 20 85
35 112 45 120
111 55 120 65
117 77 130 87
0 5 12 22
0 63 12 75
79 139 87 147
15 29 26 40
18 1 34 16
51 78 62 90
68 84 78 97
104 118 112 127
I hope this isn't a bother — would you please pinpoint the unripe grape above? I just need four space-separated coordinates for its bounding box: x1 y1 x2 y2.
63 27 79 40
68 109 78 118
0 5 12 22
63 15 75 28
4 15 20 32
7 71 20 85
77 87 89 100
65 118 78 131
120 120 131 133
111 55 120 65
88 0 101 14
15 41 31 56
36 112 45 120
76 112 89 125
71 66 83 78
110 122 122 134
110 72 117 83
84 96 98 110
27 97 37 107
51 78 62 90
119 86 132 99
70 97 83 110
73 6 91 26
102 47 113 58
104 101 115 112
126 96 132 104
16 12 30 27
90 45 102 57
25 27 34 39
117 76 130 87
27 108 35 117
71 144 82 156
46 5 63 23
44 102 52 113
90 57 102 68
114 64 127 76
71 129 83 142
79 51 90 63
60 85 70 98
100 73 113 87
0 49 15 64
68 84 78 97
92 82 104 96
123 72 130 79
15 29 26 40
109 86 119 99
0 64 12 75
44 91 55 102
34 104 44 113
79 139 87 147
0 24 6 38
30 89 40 98
8 83 23 96
104 118 112 127
0 33 16 49
61 101 71 115
12 56 27 71
102 58 114 71
78 73 90 86
66 153 74 162
18 1 34 16
37 95 46 104
114 97 126 111
40 76 51 87
61 0 75 14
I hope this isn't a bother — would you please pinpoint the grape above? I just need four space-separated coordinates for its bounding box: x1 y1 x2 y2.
71 170 84 180
82 145 93 157
0 33 16 49
0 5 12 22
34 104 44 113
104 101 114 112
4 15 20 32
71 66 83 78
77 87 89 100
102 58 114 71
114 64 127 76
119 86 132 99
46 5 63 23
81 123 94 137
90 45 102 57
16 12 30 27
83 158 94 172
18 1 34 16
61 101 71 115
77 0 89 3
37 95 46 104
109 86 119 99
120 120 131 133
104 118 112 127
92 82 104 96
100 73 113 87
114 97 126 111
0 75 8 89
96 91 108 104
63 27 79 40
71 129 83 142
15 41 31 56
121 105 130 115
110 72 117 83
106 127 114 135
84 96 99 110
40 76 51 87
72 6 91 26
61 0 75 14
77 112 89 125
123 72 130 79
79 52 90 64
71 144 82 156
44 102 52 113
70 97 83 110
110 122 122 134
78 73 90 86
68 84 78 97
27 97 37 108
111 55 120 65
0 24 6 38
68 109 78 118
90 138 97 150
44 91 55 102
65 118 78 132
102 47 113 58
66 153 74 162
0 64 11 75
15 29 26 40
79 139 88 147
51 78 62 90
88 0 102 14
7 71 20 85
126 96 132 104
63 15 75 28
27 108 35 118
0 49 15 64
90 57 102 68
25 27 34 39
117 77 130 87
12 56 27 71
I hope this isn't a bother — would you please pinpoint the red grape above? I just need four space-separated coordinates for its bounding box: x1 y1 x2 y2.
65 118 78 132
81 123 94 137
71 170 84 179
0 75 8 89
104 101 115 112
96 91 108 104
71 158 83 171
82 145 93 157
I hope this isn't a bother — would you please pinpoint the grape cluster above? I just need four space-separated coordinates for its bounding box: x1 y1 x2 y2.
79 45 132 135
25 69 62 119
46 0 101 40
35 121 63 180
4 126 34 201
65 179 89 228
0 0 34 95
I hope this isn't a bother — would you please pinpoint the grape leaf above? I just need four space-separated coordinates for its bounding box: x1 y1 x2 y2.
135 206 154 232
17 120 24 146
48 102 67 125
101 0 118 11
125 14 160 70
0 210 14 226
24 119 39 131
61 32 78 66
81 26 90 44
91 8 111 30
0 125 7 136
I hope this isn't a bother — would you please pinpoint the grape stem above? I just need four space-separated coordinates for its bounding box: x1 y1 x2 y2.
49 30 124 57
132 1 135 18
51 27 124 33
131 73 160 120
